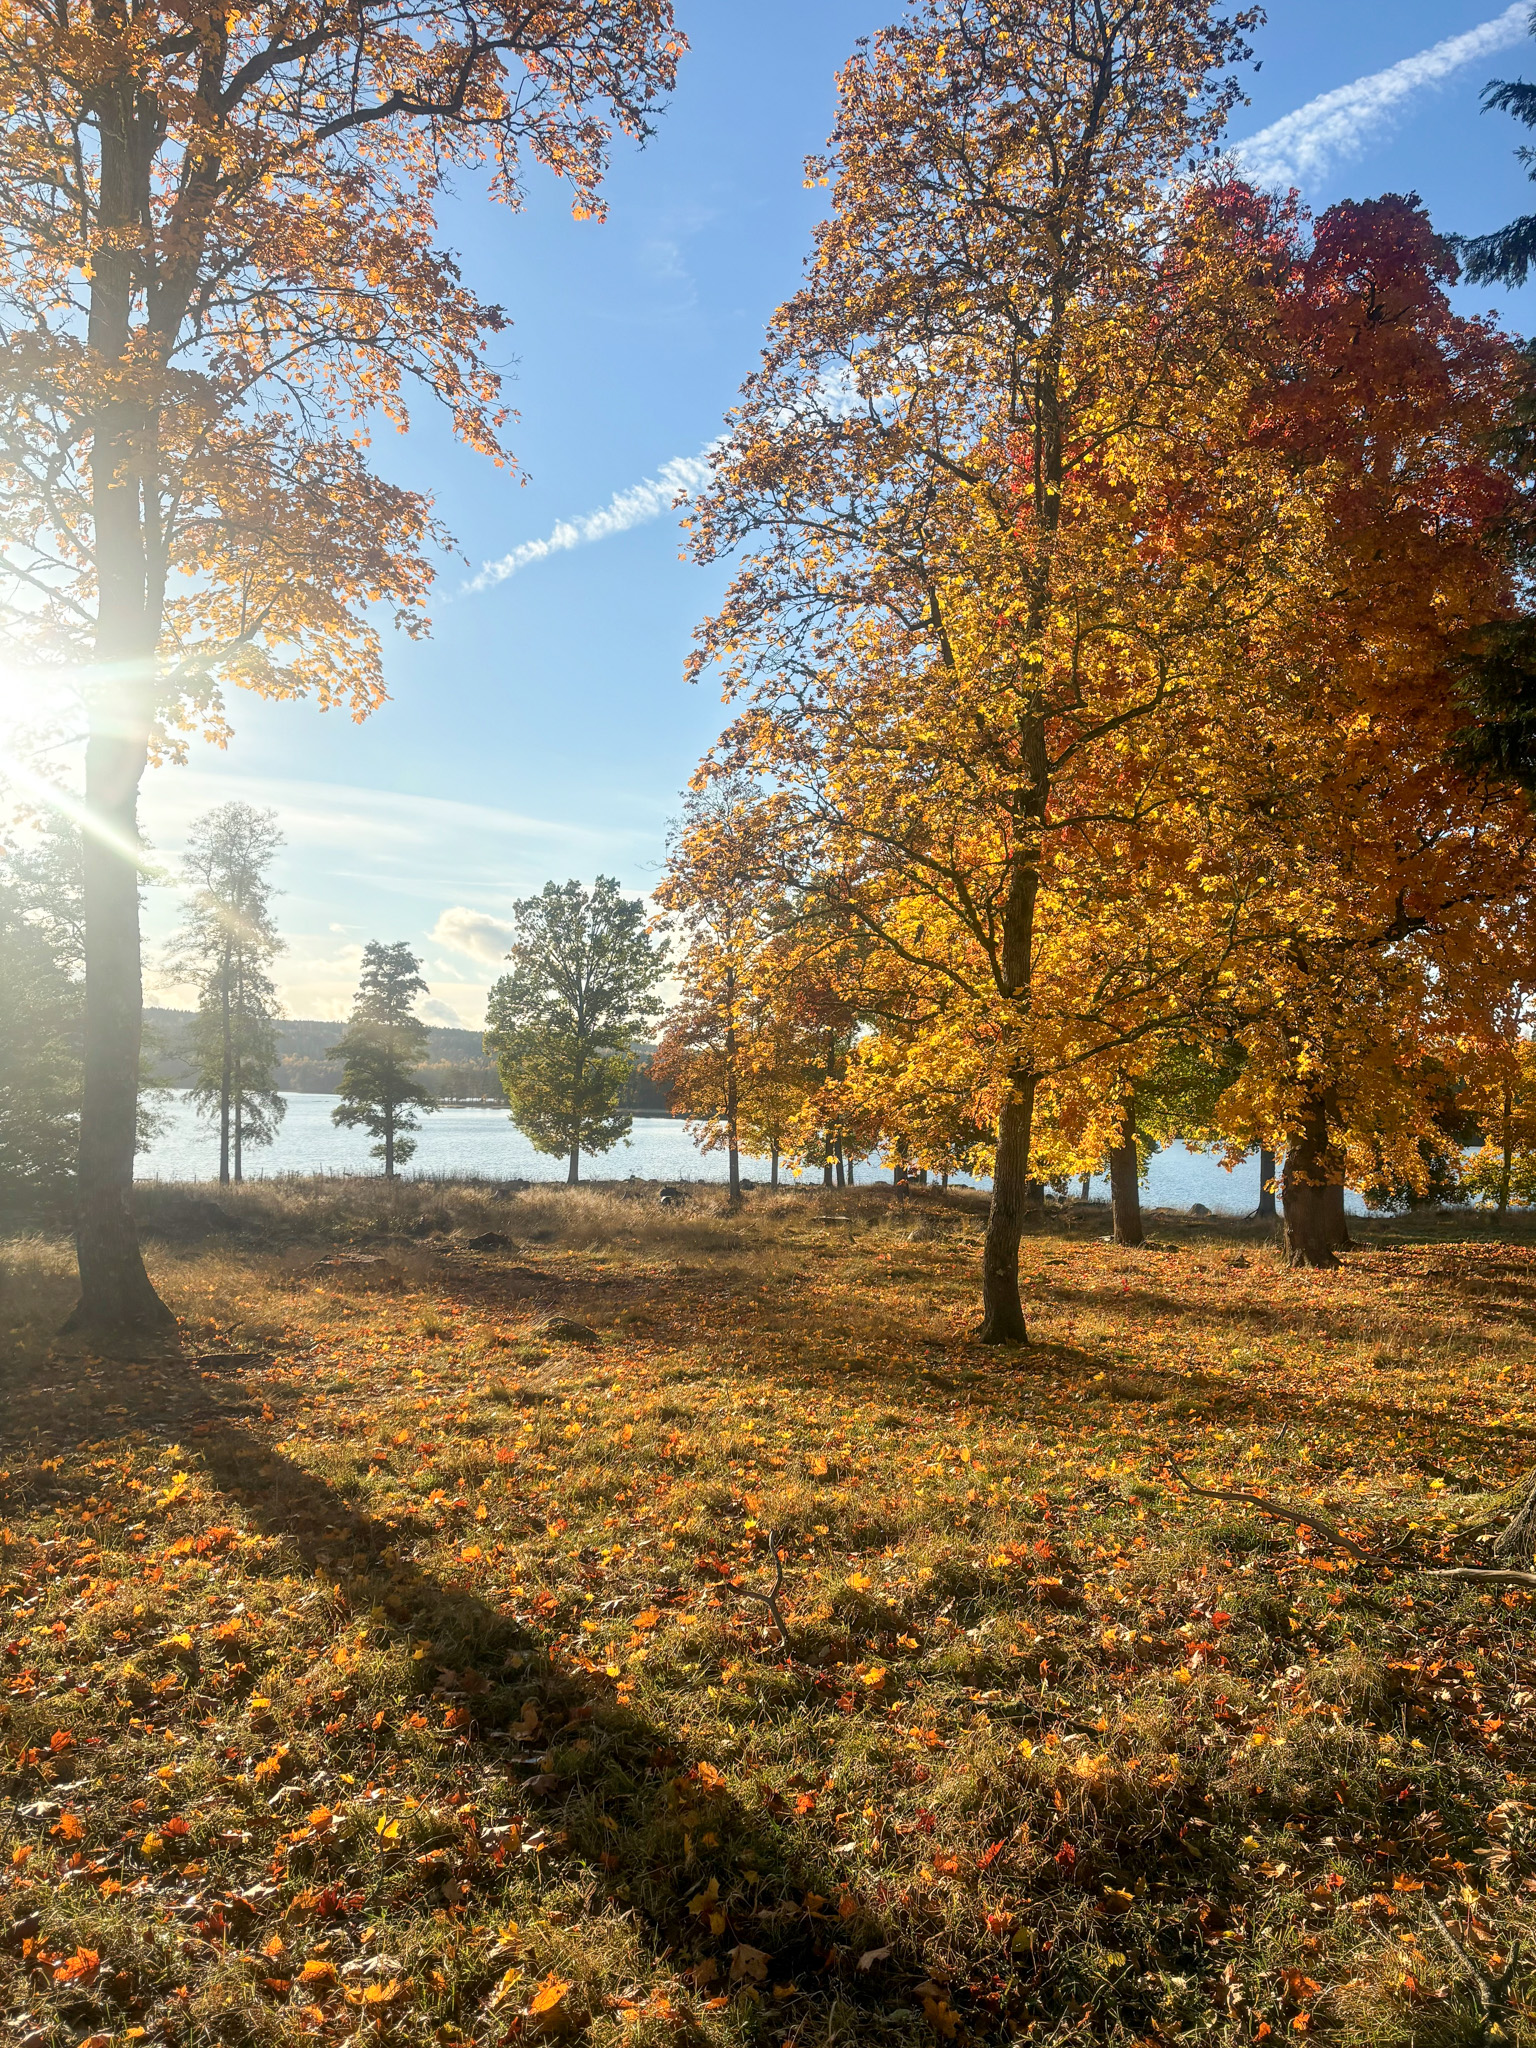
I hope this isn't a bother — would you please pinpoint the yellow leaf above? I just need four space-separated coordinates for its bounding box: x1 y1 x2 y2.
530 1974 572 2014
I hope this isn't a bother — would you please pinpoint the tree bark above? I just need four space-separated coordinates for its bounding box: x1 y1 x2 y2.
567 1141 579 1186
65 85 175 1345
980 1080 1034 1343
1322 1178 1352 1251
1494 1472 1536 1564
1282 1094 1343 1269
67 716 176 1342
770 1143 779 1189
835 1137 845 1189
1257 1146 1277 1220
1109 1099 1143 1247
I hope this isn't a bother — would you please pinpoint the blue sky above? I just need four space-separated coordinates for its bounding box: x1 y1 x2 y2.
125 0 1536 1024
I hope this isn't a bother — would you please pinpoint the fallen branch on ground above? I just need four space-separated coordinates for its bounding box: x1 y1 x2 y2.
1164 1453 1378 1562
1425 1566 1536 1591
1426 1901 1523 2044
734 1531 792 1650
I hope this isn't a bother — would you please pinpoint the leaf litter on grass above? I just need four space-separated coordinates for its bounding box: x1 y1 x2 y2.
0 1181 1534 2044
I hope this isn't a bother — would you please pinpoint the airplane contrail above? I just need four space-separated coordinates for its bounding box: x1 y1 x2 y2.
462 445 719 593
1234 3 1532 190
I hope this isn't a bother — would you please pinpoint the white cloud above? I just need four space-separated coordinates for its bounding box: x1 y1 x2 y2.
420 996 466 1027
463 444 720 593
432 905 516 964
1234 4 1532 190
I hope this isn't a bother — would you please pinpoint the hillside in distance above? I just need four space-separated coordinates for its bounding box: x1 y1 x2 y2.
143 1010 672 1117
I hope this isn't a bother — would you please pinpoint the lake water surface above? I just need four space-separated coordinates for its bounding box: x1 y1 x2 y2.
135 1090 1368 1213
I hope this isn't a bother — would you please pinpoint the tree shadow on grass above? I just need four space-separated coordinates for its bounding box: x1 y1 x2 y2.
0 1346 958 2044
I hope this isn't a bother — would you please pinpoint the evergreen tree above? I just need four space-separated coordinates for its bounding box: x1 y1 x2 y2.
0 876 82 1211
486 878 666 1185
330 943 434 1178
169 804 285 1184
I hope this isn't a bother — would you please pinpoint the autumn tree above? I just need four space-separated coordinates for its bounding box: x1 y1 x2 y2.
652 778 784 1205
689 0 1310 1341
329 942 435 1179
486 878 666 1185
168 803 284 1184
0 0 683 1341
1202 197 1536 1266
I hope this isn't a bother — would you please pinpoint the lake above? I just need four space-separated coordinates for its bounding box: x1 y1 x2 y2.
134 1090 1369 1213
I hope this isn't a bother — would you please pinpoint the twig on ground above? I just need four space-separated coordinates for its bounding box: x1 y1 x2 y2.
1164 1452 1378 1562
735 1530 792 1651
1425 1566 1536 1591
1425 1900 1522 2042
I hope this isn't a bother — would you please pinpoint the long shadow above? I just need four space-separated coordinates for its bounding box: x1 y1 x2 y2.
0 1346 940 2042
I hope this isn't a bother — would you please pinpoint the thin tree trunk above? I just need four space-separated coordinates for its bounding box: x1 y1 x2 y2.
1109 1098 1143 1247
385 1111 395 1181
770 1143 779 1189
234 1098 243 1185
1499 1082 1514 1223
1282 1094 1342 1269
725 978 741 1210
835 1137 845 1189
980 1080 1034 1344
219 970 231 1187
1257 1146 1277 1220
1079 1172 1091 1202
823 1142 834 1188
567 1141 579 1186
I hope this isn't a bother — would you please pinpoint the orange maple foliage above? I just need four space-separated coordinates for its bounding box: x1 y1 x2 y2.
0 0 683 1339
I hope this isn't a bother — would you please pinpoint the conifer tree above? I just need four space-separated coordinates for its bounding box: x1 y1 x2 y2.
169 804 285 1184
330 943 435 1179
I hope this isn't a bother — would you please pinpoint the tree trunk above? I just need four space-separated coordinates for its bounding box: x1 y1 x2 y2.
385 1111 395 1181
234 1098 243 1185
567 1141 580 1186
67 718 176 1343
980 1080 1034 1344
219 971 231 1186
64 77 176 1346
1323 1178 1352 1251
835 1137 845 1189
1257 1146 1277 1220
822 1144 834 1188
1499 1082 1514 1223
724 971 741 1209
1078 1172 1091 1201
1493 1472 1536 1564
1282 1094 1343 1269
770 1143 779 1189
1109 1099 1143 1247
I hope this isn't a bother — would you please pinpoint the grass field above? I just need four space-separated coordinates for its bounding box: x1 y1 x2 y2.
1 1179 1534 2047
